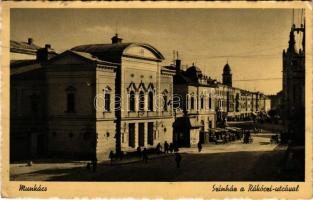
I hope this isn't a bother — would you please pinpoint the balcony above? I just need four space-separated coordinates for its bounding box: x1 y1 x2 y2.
126 111 158 118
125 110 172 118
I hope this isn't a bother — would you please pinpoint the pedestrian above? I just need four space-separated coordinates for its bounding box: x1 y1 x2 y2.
174 144 179 153
120 151 124 160
109 150 114 165
86 162 91 170
246 130 251 143
27 161 33 167
197 141 202 152
156 143 162 154
142 148 148 163
164 141 169 154
175 152 182 168
169 143 174 153
92 157 97 172
136 146 142 158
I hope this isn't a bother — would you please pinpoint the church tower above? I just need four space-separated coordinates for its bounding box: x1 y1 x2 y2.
282 10 305 145
222 62 232 87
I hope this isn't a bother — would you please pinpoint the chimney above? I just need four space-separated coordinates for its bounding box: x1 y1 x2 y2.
45 44 51 49
36 44 56 61
111 33 123 44
28 38 33 45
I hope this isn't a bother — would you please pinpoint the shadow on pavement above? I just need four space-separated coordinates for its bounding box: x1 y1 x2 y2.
10 148 304 182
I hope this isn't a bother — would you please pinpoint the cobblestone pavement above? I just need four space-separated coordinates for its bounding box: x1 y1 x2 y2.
11 135 301 181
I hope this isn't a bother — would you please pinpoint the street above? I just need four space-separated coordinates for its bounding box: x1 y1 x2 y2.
10 134 302 182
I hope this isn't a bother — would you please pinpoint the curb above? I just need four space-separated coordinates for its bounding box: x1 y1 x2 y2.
100 153 174 166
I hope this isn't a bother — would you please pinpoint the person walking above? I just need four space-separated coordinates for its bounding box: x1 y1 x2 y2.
164 141 169 154
109 150 114 165
197 141 202 152
175 152 182 168
92 157 97 172
174 144 179 153
156 143 162 154
136 146 142 158
169 143 174 153
142 148 148 163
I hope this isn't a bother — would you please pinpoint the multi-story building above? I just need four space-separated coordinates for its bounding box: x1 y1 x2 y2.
10 34 175 161
10 34 272 160
167 59 217 147
10 43 58 160
215 63 270 123
269 91 283 112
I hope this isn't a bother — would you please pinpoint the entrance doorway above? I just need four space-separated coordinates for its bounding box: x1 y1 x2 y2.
199 120 205 144
148 122 154 145
128 123 135 147
138 123 145 147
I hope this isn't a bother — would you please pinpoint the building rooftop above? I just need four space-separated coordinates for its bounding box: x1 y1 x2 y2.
71 42 164 64
10 39 42 55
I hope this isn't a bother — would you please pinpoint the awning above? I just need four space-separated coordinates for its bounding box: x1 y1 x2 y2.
226 127 242 133
173 116 201 129
209 128 226 133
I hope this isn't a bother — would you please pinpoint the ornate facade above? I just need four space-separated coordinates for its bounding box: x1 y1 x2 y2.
10 35 175 161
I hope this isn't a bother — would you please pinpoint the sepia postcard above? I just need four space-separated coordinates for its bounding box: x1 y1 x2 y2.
1 1 312 199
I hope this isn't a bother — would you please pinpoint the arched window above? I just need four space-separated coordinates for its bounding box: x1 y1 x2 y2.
148 91 154 111
163 95 168 111
173 94 181 110
190 96 195 110
139 91 145 111
104 87 112 112
129 91 135 112
104 93 110 112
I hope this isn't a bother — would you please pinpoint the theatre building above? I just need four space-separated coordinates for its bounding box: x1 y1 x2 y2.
10 34 175 161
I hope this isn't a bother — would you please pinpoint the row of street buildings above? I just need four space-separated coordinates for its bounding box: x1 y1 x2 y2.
10 34 270 161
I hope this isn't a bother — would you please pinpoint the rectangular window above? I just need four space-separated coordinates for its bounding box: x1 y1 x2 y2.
209 97 212 109
67 93 75 113
201 97 204 109
191 97 195 110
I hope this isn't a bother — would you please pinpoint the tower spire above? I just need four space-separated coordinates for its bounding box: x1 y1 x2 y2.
292 9 294 26
288 26 296 53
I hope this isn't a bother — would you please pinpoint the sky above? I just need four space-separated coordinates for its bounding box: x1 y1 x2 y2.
11 8 305 95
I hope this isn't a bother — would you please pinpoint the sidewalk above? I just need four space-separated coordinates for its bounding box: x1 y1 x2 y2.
101 152 174 166
11 135 285 168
